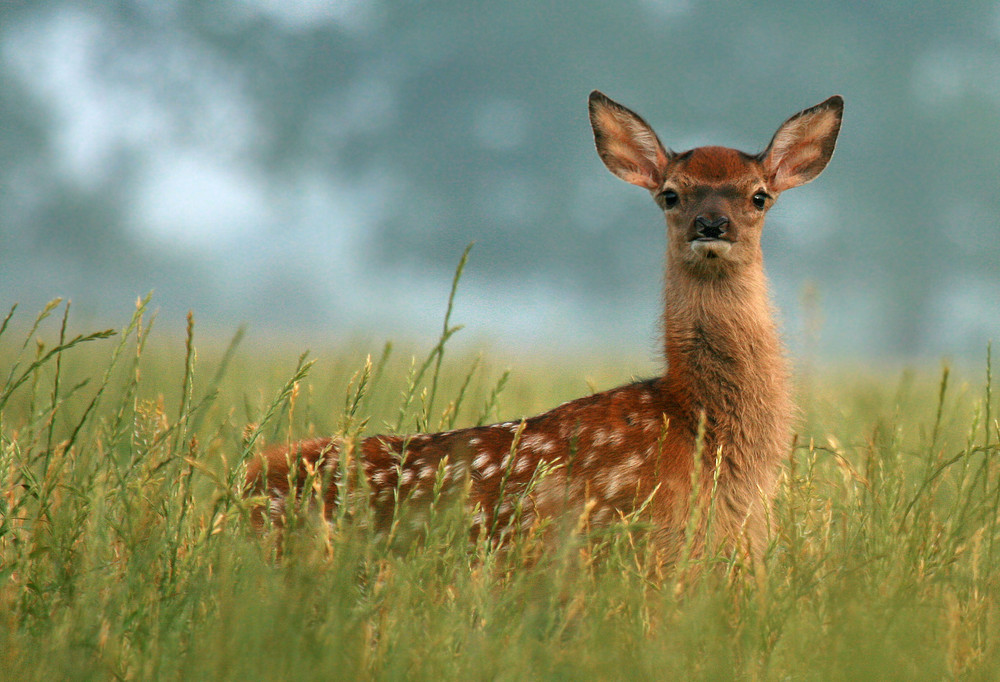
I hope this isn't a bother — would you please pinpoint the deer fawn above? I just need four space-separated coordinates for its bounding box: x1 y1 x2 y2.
246 91 843 565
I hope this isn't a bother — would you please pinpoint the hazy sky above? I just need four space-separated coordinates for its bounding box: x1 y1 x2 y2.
2 1 999 362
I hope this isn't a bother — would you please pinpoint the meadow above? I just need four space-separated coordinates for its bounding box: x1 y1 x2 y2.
1 292 998 680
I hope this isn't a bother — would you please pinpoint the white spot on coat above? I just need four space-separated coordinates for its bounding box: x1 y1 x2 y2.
521 434 556 454
592 429 609 447
474 452 492 470
515 457 535 475
605 475 627 498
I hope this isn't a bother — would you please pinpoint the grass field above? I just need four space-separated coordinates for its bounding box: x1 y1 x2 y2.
1 294 998 680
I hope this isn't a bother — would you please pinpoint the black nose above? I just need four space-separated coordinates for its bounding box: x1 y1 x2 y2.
695 215 729 239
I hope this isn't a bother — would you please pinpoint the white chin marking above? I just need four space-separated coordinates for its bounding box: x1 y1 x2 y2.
691 240 732 259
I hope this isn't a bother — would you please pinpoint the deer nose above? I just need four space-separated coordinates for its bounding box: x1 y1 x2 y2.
694 215 729 239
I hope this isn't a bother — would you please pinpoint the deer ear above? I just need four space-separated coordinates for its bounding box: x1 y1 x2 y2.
760 95 843 193
589 91 672 190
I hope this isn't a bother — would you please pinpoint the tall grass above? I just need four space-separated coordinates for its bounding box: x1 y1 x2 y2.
1 290 998 679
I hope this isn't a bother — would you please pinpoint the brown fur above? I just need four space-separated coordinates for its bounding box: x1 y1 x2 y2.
245 91 843 565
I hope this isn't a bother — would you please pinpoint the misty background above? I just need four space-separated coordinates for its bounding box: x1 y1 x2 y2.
1 1 998 362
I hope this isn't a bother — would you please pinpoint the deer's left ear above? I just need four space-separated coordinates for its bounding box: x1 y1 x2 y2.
589 90 673 191
761 95 843 193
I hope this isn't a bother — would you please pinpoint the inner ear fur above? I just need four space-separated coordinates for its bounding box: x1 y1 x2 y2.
760 95 843 193
589 91 673 191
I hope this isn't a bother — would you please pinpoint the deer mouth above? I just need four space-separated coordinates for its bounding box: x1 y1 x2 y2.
690 237 732 259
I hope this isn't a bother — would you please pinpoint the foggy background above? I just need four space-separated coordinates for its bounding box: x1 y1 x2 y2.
2 1 998 361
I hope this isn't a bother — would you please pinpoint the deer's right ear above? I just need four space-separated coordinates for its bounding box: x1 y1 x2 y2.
589 91 672 191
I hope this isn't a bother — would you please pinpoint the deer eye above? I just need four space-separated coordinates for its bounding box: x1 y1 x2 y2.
659 190 679 209
752 191 769 210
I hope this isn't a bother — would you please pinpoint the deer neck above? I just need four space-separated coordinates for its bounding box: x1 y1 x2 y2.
661 260 792 467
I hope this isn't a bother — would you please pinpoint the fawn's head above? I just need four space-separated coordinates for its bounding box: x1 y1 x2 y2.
589 91 843 276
